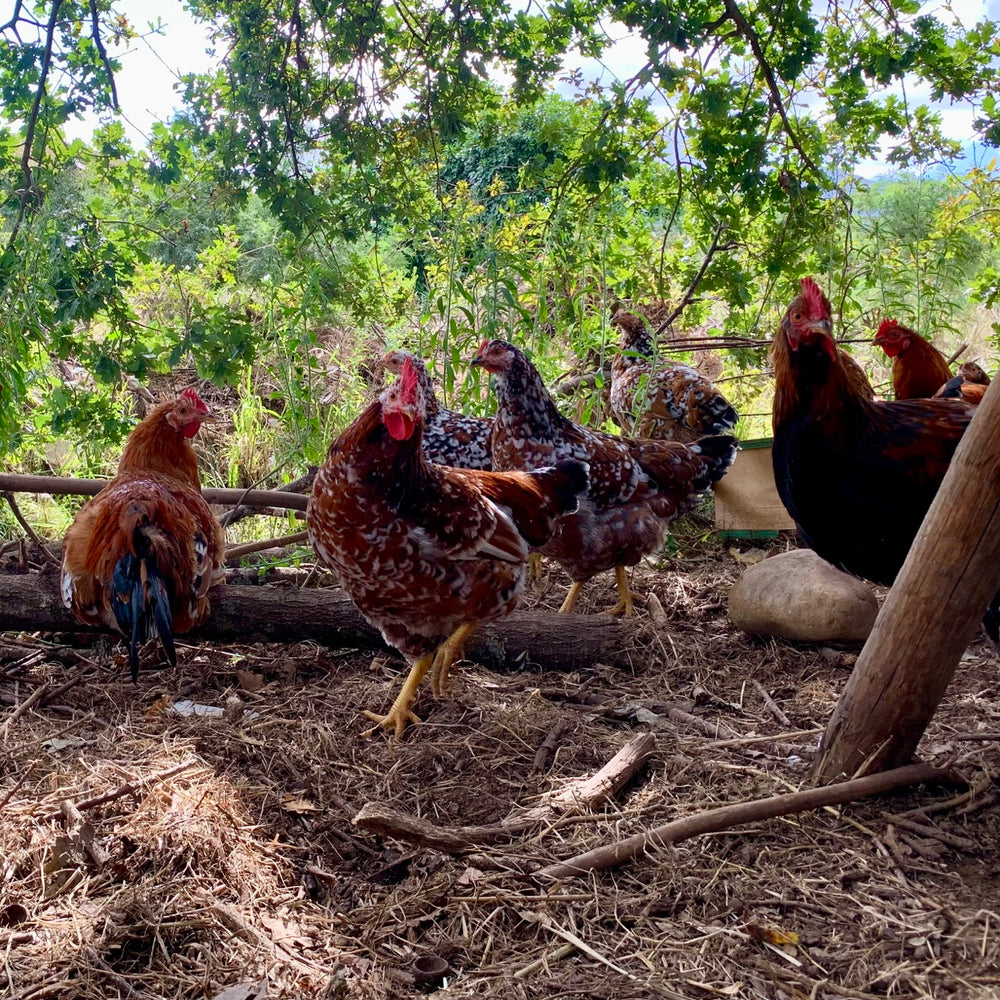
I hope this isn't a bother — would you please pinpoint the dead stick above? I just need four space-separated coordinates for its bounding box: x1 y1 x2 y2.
0 473 308 511
2 491 59 565
1 681 52 741
946 343 969 366
354 734 656 850
882 813 977 851
536 762 958 879
225 530 309 562
0 766 35 810
220 467 317 527
752 679 791 728
531 719 568 776
38 760 199 822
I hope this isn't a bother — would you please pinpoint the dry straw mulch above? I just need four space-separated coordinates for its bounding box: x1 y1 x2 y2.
1 548 999 999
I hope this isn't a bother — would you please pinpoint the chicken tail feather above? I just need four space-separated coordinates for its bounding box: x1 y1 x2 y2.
690 434 739 488
110 525 176 682
542 459 590 515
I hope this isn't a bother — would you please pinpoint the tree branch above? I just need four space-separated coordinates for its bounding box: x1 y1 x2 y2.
88 0 119 110
0 473 308 512
655 223 734 336
6 0 65 250
719 0 819 176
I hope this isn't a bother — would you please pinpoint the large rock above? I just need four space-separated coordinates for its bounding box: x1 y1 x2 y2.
728 548 878 643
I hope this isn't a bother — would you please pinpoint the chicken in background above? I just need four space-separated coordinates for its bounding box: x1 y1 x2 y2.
873 318 953 400
306 357 588 738
472 339 737 617
959 360 991 386
61 388 225 681
379 349 493 469
609 310 739 442
934 358 993 406
771 277 1000 641
934 374 988 406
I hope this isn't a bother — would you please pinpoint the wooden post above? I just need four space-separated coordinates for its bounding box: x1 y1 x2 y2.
813 385 1000 782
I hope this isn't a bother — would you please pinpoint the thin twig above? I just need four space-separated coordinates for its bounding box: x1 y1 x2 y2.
39 760 200 822
752 679 791 727
1 682 52 742
88 0 118 109
2 493 58 566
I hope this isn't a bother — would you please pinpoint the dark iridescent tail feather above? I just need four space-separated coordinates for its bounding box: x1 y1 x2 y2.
111 527 176 682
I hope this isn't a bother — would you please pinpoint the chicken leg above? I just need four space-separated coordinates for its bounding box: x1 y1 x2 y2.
559 567 642 616
363 652 433 740
606 565 643 617
429 622 475 697
558 581 585 613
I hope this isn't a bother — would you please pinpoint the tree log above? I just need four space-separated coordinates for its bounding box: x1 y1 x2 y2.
813 376 1000 782
0 572 630 672
0 473 308 512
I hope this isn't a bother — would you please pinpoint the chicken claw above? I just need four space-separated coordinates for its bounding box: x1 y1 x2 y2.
363 653 433 740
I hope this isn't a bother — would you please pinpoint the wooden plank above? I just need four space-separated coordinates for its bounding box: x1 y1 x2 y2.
714 439 795 534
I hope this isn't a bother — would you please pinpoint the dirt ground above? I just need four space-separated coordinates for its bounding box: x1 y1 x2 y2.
1 535 999 1000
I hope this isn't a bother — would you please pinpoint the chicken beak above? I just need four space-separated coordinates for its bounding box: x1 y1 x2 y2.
197 408 217 424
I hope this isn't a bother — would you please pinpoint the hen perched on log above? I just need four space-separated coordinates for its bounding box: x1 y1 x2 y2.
61 388 225 680
609 310 738 442
306 356 588 738
473 339 737 617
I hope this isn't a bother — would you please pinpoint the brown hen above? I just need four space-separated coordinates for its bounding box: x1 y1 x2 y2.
61 388 225 680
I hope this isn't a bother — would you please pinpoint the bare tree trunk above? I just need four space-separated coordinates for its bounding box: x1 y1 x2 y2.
813 385 1000 782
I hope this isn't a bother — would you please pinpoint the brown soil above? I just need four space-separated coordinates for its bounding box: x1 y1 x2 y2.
1 536 998 1000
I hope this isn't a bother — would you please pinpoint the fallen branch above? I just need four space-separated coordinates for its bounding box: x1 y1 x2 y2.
0 473 308 512
353 733 656 851
536 762 959 879
225 530 309 563
0 572 631 672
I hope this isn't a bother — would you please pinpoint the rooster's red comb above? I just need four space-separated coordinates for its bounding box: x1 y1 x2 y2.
399 356 420 402
181 387 209 413
876 318 898 338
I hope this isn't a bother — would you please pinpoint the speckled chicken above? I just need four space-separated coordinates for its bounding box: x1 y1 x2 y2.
473 339 737 616
609 310 738 442
306 357 588 738
380 349 493 469
61 388 225 680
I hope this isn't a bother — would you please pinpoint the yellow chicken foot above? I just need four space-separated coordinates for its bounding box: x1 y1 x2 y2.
527 552 544 582
606 566 643 617
363 653 433 740
429 622 476 698
558 581 585 613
